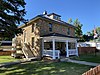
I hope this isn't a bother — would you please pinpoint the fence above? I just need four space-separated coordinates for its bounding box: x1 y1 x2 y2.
82 65 100 75
78 47 96 55
0 50 15 55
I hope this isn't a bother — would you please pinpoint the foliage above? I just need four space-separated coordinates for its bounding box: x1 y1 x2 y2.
81 34 93 42
67 18 72 24
73 19 83 42
0 0 26 38
67 18 83 42
96 27 100 41
85 27 100 42
73 19 83 37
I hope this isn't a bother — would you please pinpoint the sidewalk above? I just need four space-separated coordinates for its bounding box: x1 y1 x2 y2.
61 58 100 66
60 58 100 66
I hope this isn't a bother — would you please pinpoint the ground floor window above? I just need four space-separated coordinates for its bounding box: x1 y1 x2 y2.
44 42 52 50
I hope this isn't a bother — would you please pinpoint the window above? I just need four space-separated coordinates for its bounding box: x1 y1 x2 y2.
68 42 76 49
32 37 34 48
49 23 52 32
32 24 34 32
54 16 57 19
67 28 70 35
24 30 26 42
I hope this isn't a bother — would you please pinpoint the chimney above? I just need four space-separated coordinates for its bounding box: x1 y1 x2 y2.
43 10 47 15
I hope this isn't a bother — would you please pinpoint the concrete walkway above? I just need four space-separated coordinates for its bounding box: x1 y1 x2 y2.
68 59 100 66
60 58 100 66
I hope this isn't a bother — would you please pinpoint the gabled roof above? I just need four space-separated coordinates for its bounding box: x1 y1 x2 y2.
41 33 77 38
19 14 76 28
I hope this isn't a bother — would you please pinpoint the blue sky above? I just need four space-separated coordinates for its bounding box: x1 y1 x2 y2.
24 0 100 34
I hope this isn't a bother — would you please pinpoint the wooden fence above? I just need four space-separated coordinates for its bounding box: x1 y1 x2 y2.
82 65 100 75
0 50 15 55
78 47 96 55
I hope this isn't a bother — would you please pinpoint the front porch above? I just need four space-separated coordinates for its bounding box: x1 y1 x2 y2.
41 35 78 59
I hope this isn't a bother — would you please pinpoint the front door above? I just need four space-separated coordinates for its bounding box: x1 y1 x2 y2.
55 42 66 56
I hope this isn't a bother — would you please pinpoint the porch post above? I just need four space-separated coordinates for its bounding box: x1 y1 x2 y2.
52 39 56 59
66 40 69 57
75 41 78 56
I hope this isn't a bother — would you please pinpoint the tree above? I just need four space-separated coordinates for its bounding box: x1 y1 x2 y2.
73 19 83 41
67 18 72 24
0 0 26 39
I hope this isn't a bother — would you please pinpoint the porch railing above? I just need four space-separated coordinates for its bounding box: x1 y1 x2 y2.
68 49 76 55
43 50 60 59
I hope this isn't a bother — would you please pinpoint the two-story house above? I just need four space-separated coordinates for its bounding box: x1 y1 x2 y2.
15 12 78 60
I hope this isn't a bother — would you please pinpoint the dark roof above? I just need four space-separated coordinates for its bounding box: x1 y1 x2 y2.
19 14 76 28
41 33 77 38
33 15 75 28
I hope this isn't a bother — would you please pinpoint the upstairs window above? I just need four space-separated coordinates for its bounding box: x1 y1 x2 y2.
67 28 70 35
32 23 36 32
32 24 34 32
49 23 52 32
32 37 34 48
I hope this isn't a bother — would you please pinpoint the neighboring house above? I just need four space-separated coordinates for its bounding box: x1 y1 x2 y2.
78 42 100 50
15 12 78 59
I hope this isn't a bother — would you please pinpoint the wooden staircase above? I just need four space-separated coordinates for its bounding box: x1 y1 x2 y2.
21 43 37 60
12 38 37 60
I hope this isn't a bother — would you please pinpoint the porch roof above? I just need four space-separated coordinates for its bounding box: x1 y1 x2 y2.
41 33 77 38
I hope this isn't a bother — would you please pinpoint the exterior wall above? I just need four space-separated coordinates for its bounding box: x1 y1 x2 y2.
39 19 75 37
17 20 42 58
17 17 76 58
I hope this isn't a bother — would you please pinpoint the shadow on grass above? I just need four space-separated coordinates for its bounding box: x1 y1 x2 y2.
0 61 91 75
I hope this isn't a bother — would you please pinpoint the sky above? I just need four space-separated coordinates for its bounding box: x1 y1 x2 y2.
24 0 100 34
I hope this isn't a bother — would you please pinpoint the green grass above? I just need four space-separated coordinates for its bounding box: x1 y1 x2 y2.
0 56 19 63
70 52 100 63
0 61 91 75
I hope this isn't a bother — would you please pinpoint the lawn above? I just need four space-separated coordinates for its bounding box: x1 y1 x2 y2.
70 52 100 63
0 56 19 63
0 61 91 75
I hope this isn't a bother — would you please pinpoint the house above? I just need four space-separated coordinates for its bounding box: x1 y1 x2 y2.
78 42 100 50
13 11 78 60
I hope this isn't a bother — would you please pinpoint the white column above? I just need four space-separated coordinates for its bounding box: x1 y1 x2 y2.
42 38 44 56
52 39 56 59
66 40 69 57
75 41 78 56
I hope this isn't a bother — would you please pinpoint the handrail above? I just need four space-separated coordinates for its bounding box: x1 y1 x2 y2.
43 50 60 59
